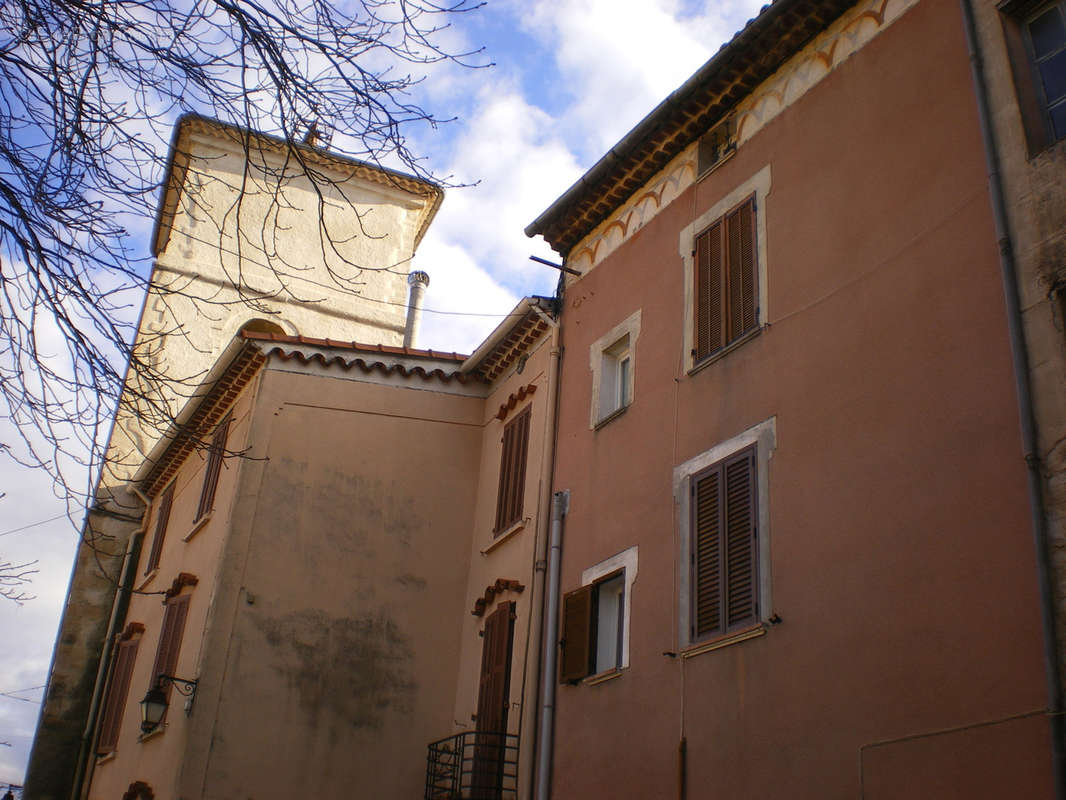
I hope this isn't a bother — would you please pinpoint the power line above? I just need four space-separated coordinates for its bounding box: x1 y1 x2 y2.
0 514 69 538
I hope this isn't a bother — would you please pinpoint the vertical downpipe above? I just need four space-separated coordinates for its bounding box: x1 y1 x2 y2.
403 270 430 349
535 489 569 800
958 2 1065 797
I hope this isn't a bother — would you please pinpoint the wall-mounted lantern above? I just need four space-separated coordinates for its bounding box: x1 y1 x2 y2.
140 674 198 733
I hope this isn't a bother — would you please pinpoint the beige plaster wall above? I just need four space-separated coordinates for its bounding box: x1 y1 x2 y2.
176 364 485 800
105 127 433 487
87 369 259 800
971 0 1066 690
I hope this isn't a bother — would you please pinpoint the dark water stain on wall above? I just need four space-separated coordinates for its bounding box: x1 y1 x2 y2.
252 609 416 730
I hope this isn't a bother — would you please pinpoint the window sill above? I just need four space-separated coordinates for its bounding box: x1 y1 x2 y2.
687 326 762 377
95 751 116 764
682 624 766 659
593 403 629 431
138 725 165 743
183 512 212 542
136 569 159 592
483 519 527 554
583 667 624 686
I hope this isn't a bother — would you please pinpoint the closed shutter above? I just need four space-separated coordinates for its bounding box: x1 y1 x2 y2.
151 593 191 690
559 585 594 683
693 196 757 362
195 416 230 521
692 446 757 640
96 636 140 754
494 406 531 533
476 601 515 734
144 483 174 575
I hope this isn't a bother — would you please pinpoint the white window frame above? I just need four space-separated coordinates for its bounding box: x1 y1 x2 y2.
581 545 638 672
589 309 641 428
679 165 771 373
673 417 776 652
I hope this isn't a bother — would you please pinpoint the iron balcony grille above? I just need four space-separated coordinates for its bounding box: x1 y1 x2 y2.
425 730 519 800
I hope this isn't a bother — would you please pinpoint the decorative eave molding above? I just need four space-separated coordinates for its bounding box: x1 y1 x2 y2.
122 781 154 800
496 384 538 421
472 578 526 616
164 572 199 600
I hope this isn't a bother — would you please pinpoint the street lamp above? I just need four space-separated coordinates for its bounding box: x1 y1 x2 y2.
140 674 198 733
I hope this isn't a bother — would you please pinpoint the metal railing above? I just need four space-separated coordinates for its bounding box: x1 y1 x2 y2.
425 730 519 800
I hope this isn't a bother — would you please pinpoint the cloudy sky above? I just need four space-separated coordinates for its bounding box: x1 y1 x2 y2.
0 0 765 785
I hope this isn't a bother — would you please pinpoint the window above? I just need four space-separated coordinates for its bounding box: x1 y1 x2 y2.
494 405 531 534
559 546 637 683
680 165 769 372
693 196 757 362
589 310 641 428
151 593 191 693
144 483 174 575
675 418 775 650
697 114 737 176
1026 2 1066 142
195 416 230 522
96 624 143 754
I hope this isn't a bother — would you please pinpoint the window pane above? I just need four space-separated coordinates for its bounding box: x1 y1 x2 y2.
594 574 624 672
1050 101 1066 140
1039 49 1066 104
1030 7 1066 60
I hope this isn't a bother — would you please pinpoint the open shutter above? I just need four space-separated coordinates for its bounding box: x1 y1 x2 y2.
96 636 140 754
559 585 594 683
152 593 190 690
144 483 174 575
695 221 723 360
195 416 230 521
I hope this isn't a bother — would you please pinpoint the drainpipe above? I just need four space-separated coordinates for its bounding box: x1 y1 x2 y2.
958 2 1065 797
71 485 148 800
403 270 430 349
535 489 569 800
522 310 561 800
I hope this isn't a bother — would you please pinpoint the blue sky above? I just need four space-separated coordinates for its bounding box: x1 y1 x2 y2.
0 0 766 784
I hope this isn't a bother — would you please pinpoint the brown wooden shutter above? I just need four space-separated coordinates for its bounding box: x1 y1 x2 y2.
692 446 757 640
144 483 174 575
96 636 140 754
559 585 594 683
694 221 723 360
494 405 531 533
476 601 515 734
195 416 230 521
151 593 191 691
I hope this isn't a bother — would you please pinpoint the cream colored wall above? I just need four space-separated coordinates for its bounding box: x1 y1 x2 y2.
972 0 1066 688
451 332 554 798
176 364 485 800
104 126 432 486
87 370 259 800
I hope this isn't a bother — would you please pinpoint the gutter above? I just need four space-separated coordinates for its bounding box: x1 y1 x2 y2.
958 2 1066 796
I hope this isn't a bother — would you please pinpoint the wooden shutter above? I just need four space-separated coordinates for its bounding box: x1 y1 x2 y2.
559 585 594 683
96 636 140 754
693 196 757 362
195 416 230 521
476 601 515 733
692 446 758 640
494 406 531 533
144 483 174 575
151 593 191 690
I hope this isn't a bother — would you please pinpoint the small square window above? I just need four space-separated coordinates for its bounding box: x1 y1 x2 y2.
589 310 641 429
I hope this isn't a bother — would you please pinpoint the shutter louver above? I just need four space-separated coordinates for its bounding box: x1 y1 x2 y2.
96 636 140 754
195 416 230 522
693 196 757 363
152 594 191 693
145 483 174 575
691 446 758 641
494 406 531 534
559 585 593 683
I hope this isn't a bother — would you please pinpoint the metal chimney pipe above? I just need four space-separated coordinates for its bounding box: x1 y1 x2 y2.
403 271 430 349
